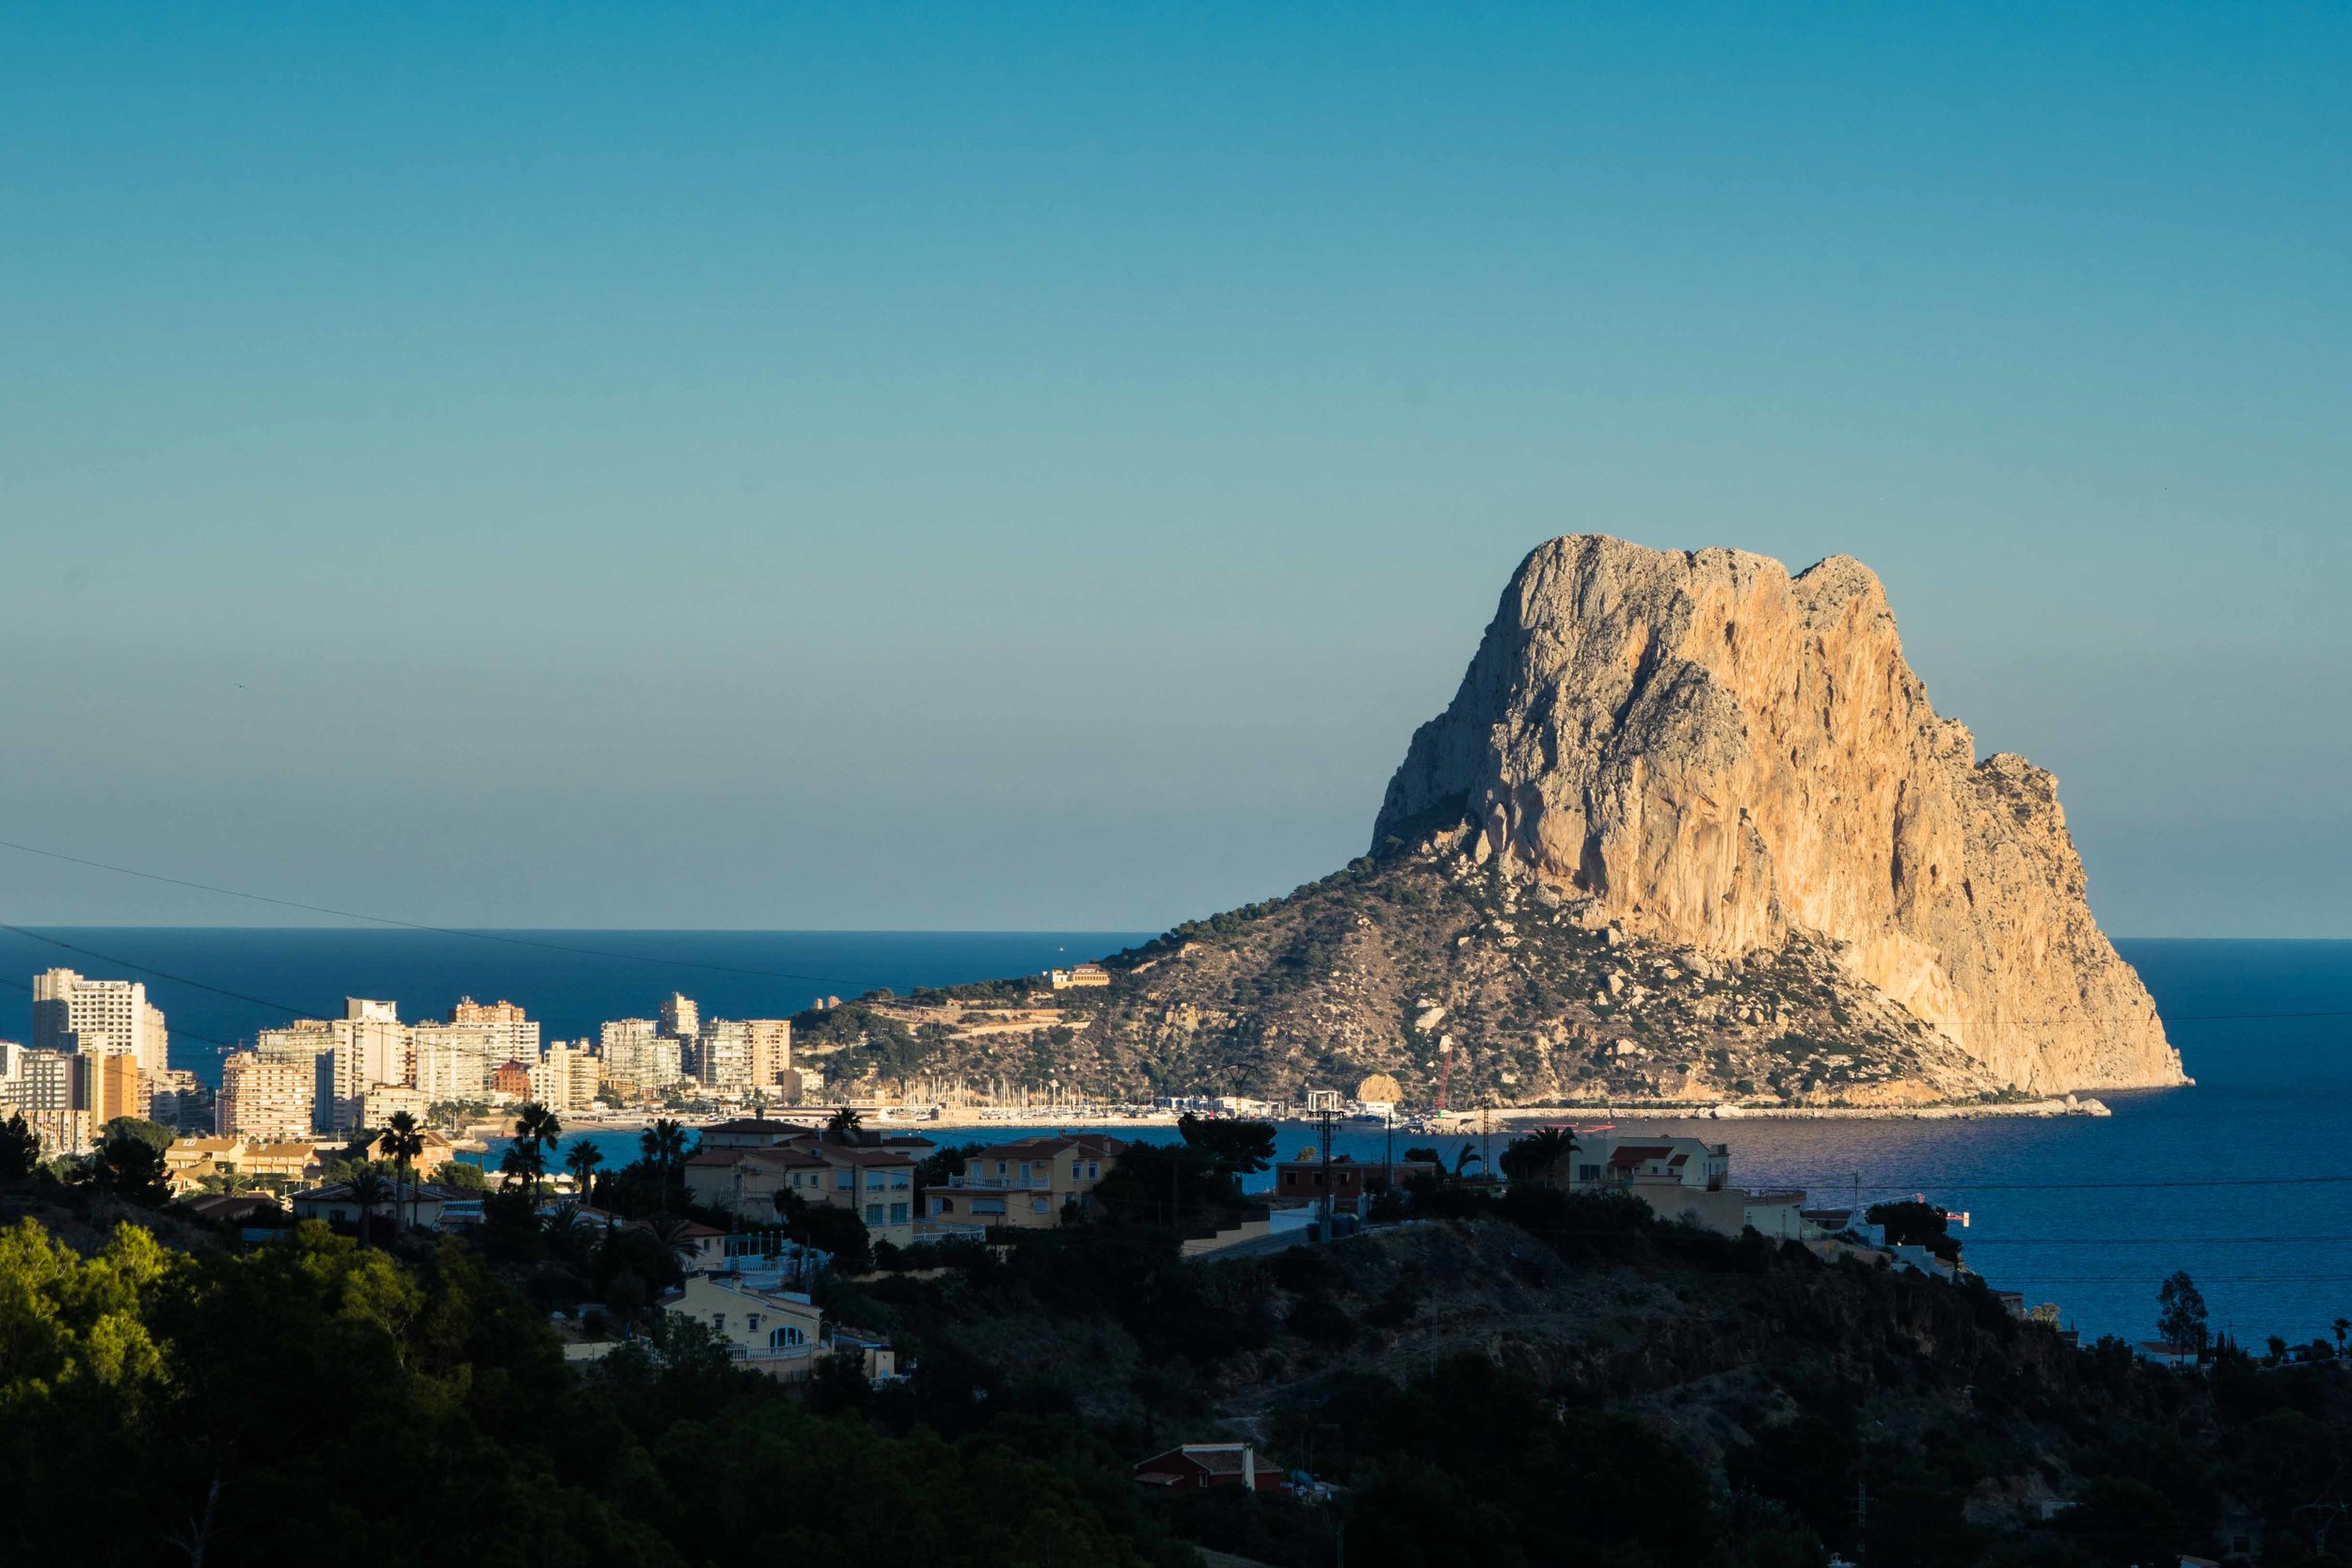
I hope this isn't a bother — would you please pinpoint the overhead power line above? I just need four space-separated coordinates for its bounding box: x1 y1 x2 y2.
0 921 334 1021
0 837 914 991
0 970 247 1053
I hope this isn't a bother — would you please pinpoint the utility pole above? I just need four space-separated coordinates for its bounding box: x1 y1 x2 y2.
1316 1106 1338 1243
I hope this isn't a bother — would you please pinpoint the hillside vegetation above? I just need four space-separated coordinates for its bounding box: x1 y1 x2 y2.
803 833 2004 1109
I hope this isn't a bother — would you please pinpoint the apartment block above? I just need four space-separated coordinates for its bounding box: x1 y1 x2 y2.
598 1018 674 1099
529 1038 602 1113
325 999 409 1132
690 1020 755 1094
32 968 169 1074
450 997 540 1063
149 1069 214 1133
217 1051 316 1143
412 1022 496 1102
85 1051 144 1125
747 1019 791 1086
358 1083 433 1128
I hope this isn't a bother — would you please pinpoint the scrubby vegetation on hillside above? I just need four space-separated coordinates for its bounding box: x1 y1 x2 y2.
797 838 2000 1109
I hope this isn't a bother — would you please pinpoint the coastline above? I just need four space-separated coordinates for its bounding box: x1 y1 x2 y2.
469 1093 2116 1145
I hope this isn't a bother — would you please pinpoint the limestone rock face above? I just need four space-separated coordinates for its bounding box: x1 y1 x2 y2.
1374 535 2182 1092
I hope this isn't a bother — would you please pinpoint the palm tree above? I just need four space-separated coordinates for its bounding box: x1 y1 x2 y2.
645 1212 701 1273
510 1101 564 1193
641 1117 690 1213
824 1105 864 1146
1499 1127 1578 1185
381 1110 427 1232
2335 1317 2349 1358
199 1164 256 1197
343 1164 392 1249
565 1140 605 1215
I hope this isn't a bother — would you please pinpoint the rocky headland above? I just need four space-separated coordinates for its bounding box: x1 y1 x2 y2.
818 536 2182 1111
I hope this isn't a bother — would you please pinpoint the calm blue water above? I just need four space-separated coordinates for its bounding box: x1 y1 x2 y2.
8 927 2348 1344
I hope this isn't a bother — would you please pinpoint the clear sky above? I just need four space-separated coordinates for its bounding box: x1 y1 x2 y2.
3 4 2346 936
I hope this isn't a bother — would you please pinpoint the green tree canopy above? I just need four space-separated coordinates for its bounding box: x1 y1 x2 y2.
98 1117 176 1154
1176 1114 1276 1180
2158 1269 2211 1354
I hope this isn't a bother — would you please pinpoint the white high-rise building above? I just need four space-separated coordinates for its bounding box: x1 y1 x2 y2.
451 997 539 1063
658 993 699 1041
529 1039 603 1113
691 1020 755 1094
600 1018 685 1099
32 968 169 1075
254 1019 340 1132
328 999 410 1132
412 1022 496 1103
599 1018 657 1097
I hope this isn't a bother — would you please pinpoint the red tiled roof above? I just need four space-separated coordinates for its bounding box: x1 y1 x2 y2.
1134 1444 1256 1477
687 1146 827 1169
1608 1145 1673 1168
972 1132 1128 1161
817 1145 918 1166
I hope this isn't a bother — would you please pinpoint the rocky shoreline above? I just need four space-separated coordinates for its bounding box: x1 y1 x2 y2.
1491 1094 2117 1123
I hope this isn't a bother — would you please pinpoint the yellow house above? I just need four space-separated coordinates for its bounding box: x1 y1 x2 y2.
922 1132 1125 1234
683 1131 923 1249
660 1274 825 1380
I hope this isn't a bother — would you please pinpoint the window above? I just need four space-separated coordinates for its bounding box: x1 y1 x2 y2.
1088 1162 1100 1179
770 1324 805 1348
865 1203 883 1225
994 1161 1008 1175
891 1171 909 1189
1030 1197 1049 1214
746 1313 761 1332
711 1313 726 1331
890 1202 909 1225
933 1196 953 1214
836 1170 853 1190
1578 1164 1601 1181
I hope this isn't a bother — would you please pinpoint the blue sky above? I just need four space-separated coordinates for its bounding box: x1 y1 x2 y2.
3 4 2347 934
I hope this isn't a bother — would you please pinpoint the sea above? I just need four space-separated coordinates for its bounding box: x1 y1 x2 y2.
7 926 2348 1348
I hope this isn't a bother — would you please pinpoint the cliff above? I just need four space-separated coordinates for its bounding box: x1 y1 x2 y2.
1373 535 2179 1093
849 535 2176 1109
